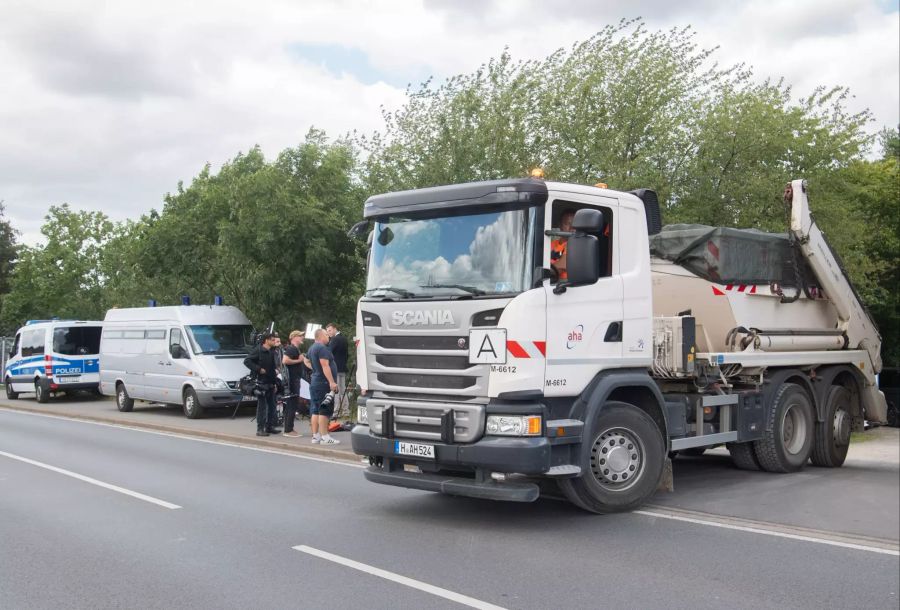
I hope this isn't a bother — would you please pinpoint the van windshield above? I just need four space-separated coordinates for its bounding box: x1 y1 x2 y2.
53 326 102 355
186 325 253 355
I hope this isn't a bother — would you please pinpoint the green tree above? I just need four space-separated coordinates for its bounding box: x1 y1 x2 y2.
0 205 113 330
106 130 365 333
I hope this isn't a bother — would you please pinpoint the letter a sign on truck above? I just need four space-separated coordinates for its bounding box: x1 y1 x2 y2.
468 328 507 364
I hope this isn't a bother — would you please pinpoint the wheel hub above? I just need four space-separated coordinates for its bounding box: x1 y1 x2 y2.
590 428 643 490
833 409 850 447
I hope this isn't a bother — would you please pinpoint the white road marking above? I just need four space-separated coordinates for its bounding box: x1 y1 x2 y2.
0 407 364 469
635 509 900 556
0 449 181 510
294 545 506 609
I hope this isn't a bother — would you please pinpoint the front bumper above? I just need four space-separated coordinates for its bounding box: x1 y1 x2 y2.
194 388 254 408
351 425 552 474
352 425 555 502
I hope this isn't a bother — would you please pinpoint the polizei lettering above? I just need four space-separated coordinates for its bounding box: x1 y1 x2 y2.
391 310 455 327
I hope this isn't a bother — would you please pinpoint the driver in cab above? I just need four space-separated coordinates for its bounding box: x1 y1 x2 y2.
551 209 575 281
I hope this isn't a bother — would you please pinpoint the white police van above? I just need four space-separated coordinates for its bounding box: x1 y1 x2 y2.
4 319 103 403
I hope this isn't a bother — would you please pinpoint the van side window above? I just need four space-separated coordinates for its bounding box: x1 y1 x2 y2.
22 330 46 357
170 328 187 358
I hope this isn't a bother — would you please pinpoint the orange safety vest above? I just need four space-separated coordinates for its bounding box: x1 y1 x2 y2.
550 238 567 279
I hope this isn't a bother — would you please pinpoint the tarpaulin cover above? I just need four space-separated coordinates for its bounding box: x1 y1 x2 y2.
649 224 816 286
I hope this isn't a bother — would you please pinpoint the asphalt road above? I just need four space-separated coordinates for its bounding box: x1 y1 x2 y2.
1 409 897 610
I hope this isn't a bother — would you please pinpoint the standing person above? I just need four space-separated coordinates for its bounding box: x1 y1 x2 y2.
326 323 349 413
243 332 281 436
308 328 340 445
281 330 306 438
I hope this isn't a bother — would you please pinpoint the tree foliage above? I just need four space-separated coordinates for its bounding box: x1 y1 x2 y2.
1 22 895 365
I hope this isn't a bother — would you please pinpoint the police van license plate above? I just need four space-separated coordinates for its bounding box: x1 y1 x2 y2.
56 375 81 384
395 441 435 459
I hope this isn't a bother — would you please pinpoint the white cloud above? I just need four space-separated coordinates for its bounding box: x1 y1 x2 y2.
1 0 896 246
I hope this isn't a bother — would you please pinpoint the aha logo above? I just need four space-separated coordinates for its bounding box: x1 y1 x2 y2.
566 324 584 350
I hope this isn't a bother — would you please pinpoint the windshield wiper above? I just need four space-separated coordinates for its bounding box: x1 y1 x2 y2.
365 286 416 298
420 283 486 296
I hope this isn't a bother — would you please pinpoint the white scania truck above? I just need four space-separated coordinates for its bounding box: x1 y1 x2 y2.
349 177 888 513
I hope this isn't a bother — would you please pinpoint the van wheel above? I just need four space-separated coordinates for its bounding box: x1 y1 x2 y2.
5 378 19 399
116 383 134 412
558 401 665 513
754 383 814 473
183 387 203 419
810 386 852 468
35 378 51 403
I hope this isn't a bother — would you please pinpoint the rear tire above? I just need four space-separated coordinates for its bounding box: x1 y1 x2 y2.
754 383 814 473
727 441 761 471
5 378 19 400
116 383 134 412
35 378 50 403
558 401 665 513
810 385 852 468
182 387 203 419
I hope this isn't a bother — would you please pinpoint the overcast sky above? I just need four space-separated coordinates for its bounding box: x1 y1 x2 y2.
2 0 898 245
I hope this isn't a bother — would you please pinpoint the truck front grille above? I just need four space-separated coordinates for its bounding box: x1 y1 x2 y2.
368 334 487 398
368 399 484 443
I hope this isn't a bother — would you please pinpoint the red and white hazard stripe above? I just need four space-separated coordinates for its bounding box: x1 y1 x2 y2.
507 340 546 359
711 284 757 296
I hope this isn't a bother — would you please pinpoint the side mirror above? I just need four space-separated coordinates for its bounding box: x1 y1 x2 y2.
573 208 605 233
170 344 187 359
347 220 369 240
555 234 600 294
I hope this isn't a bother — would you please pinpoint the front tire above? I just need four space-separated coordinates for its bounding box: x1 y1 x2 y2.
810 385 852 467
182 387 203 419
5 378 19 399
754 383 814 473
116 383 134 412
558 401 665 513
35 378 50 403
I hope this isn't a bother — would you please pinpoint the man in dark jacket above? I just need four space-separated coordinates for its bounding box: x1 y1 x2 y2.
326 323 348 413
243 332 281 436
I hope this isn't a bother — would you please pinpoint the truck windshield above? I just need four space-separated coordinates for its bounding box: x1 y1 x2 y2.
366 206 538 298
186 325 253 355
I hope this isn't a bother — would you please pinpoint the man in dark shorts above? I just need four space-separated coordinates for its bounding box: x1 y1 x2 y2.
308 328 340 445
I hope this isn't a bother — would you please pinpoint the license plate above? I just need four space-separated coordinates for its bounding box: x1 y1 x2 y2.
395 441 435 460
56 375 82 384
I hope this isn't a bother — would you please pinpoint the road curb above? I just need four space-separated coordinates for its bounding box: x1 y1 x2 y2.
0 401 360 464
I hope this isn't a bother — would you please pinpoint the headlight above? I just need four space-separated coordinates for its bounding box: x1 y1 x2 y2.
357 405 369 425
486 415 542 436
200 377 229 390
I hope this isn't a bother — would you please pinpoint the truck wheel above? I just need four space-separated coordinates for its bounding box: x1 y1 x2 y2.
182 387 203 419
810 386 852 468
5 378 19 399
35 378 50 403
116 383 134 412
727 442 761 471
558 401 665 513
754 383 814 473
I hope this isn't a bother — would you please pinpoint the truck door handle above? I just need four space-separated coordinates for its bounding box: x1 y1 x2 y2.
604 321 623 342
